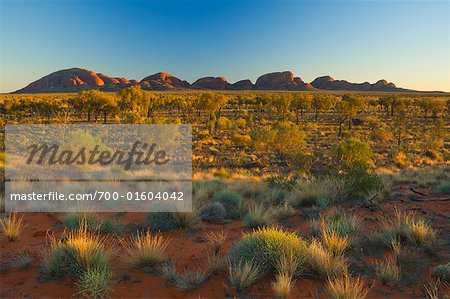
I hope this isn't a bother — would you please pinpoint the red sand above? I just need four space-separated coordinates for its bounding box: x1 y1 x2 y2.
1 184 449 298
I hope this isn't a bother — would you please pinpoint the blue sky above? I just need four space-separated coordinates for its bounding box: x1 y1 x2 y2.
0 0 449 92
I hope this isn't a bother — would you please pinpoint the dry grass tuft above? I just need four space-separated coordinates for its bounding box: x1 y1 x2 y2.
0 213 25 241
205 230 228 254
272 272 293 299
123 230 170 270
307 239 348 280
228 260 263 293
327 274 371 299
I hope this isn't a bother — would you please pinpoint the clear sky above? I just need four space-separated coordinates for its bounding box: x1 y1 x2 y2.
0 0 449 93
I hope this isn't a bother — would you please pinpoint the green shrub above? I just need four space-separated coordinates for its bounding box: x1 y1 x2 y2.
212 190 247 219
230 227 308 272
199 202 227 223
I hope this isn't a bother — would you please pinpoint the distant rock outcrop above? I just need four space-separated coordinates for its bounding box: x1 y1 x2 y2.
16 68 134 93
140 72 190 90
229 79 254 90
192 76 229 90
14 67 418 93
310 75 400 92
255 71 315 91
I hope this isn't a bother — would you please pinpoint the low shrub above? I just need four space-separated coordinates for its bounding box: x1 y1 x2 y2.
199 203 227 223
212 190 247 219
230 227 308 273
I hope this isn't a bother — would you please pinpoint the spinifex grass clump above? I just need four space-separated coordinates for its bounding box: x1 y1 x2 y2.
123 230 170 271
212 190 247 219
147 210 200 232
199 202 227 223
230 227 308 273
375 257 401 285
227 260 263 293
272 272 293 299
377 208 437 248
174 266 210 290
307 239 348 280
62 213 124 235
243 204 276 229
313 208 361 247
327 274 371 299
75 267 115 299
41 221 113 280
0 213 25 241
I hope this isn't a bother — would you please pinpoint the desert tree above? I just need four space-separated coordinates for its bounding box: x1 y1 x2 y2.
312 94 333 122
118 85 151 123
291 93 312 123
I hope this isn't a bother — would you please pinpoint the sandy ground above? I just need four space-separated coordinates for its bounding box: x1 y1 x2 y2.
0 184 449 299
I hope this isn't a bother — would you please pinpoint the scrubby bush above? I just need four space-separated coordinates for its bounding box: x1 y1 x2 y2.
199 202 227 223
212 190 247 219
11 251 32 270
230 227 308 273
